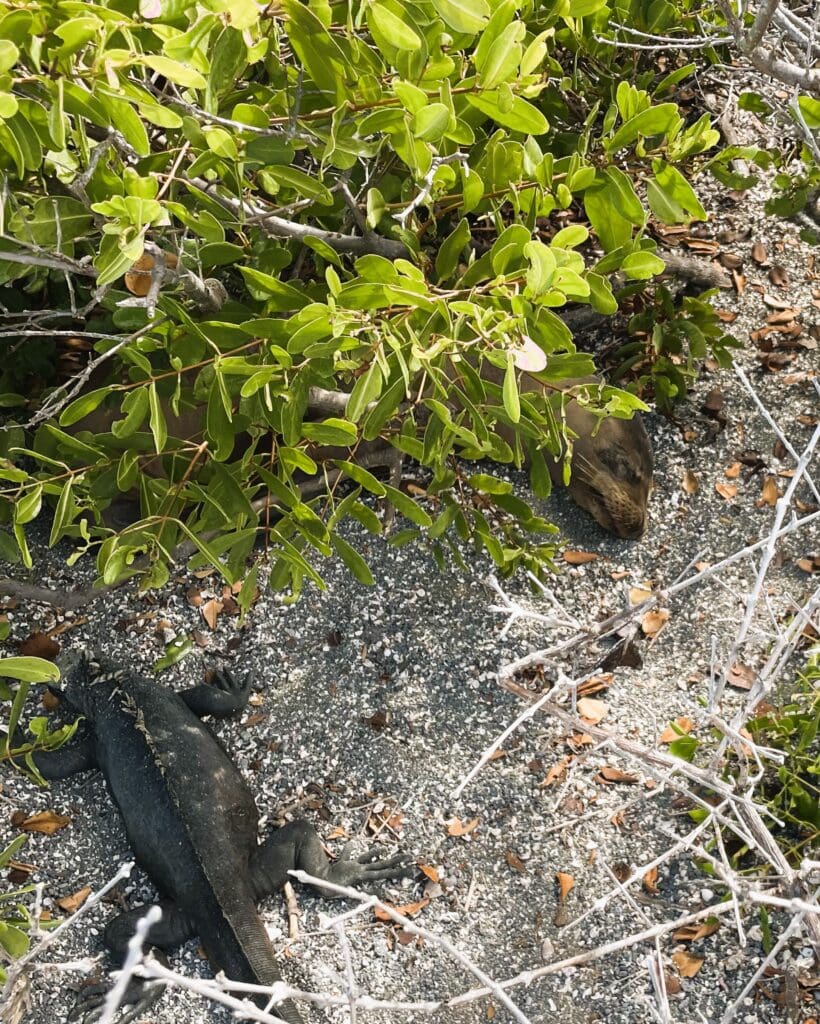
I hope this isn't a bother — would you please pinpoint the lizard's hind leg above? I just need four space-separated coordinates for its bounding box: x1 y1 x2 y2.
251 819 414 901
70 901 194 1024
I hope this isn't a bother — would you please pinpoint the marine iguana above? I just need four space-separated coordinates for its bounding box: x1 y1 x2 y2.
22 651 410 1023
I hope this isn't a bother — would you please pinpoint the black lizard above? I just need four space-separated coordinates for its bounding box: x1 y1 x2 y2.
19 651 410 1023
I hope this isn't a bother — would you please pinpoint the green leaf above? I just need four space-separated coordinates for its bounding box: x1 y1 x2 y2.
0 120 24 177
648 160 707 223
206 378 234 461
59 387 113 427
0 921 28 959
430 0 489 34
261 165 334 205
238 266 308 309
152 634 194 673
587 272 618 314
669 735 699 761
204 127 238 160
362 375 406 441
502 353 520 423
301 418 358 446
413 104 451 142
436 217 471 281
584 181 633 251
281 0 346 100
621 251 665 279
0 40 18 74
331 533 374 585
14 484 42 526
116 450 139 492
12 523 31 569
0 657 60 684
551 225 589 249
523 240 556 296
334 460 387 497
382 484 433 527
95 233 139 288
148 382 167 453
607 103 681 153
467 92 549 135
346 362 383 422
475 21 523 89
141 56 207 89
368 4 422 50
468 473 512 495
48 478 75 547
112 388 149 438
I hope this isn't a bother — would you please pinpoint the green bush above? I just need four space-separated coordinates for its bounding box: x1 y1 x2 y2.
0 0 745 592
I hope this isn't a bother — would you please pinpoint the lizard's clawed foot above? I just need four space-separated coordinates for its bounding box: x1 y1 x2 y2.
68 977 165 1024
328 844 416 889
209 665 252 701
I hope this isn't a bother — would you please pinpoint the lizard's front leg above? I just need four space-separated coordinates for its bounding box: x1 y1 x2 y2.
251 820 413 901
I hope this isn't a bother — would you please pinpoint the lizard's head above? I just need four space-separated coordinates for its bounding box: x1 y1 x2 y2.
53 649 100 713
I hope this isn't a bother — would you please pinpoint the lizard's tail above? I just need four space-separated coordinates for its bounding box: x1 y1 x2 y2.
199 902 305 1023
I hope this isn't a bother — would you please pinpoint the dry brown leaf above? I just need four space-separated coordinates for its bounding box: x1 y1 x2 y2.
562 550 600 565
727 662 755 690
715 481 738 501
641 608 670 638
373 897 429 922
672 950 705 977
124 253 156 296
446 817 479 837
569 732 594 748
759 475 779 507
18 632 60 660
682 469 700 495
628 585 653 606
201 599 223 631
42 688 61 712
186 587 203 607
577 673 613 696
505 850 526 873
724 462 741 479
642 867 659 895
665 972 683 995
751 241 768 265
541 756 572 787
124 251 178 296
56 886 91 913
555 872 575 900
701 387 726 417
577 697 608 724
242 712 267 728
15 810 70 835
595 766 639 785
327 826 348 841
796 556 820 573
659 717 696 744
762 292 792 309
673 920 720 941
418 862 440 883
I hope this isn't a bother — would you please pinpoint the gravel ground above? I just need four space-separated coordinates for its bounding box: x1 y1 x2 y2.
0 176 818 1024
